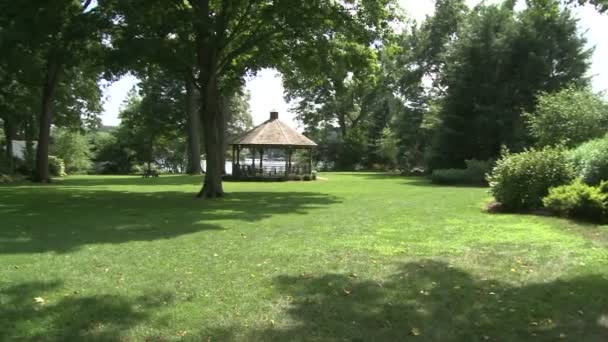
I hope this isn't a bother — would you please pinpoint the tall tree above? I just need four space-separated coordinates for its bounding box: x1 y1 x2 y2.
0 0 107 182
428 0 591 168
282 37 381 140
564 0 608 12
186 0 396 198
108 0 203 174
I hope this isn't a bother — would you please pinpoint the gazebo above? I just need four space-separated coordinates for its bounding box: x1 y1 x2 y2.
230 111 317 179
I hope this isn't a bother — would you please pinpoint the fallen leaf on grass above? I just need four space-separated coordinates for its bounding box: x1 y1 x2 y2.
34 297 46 304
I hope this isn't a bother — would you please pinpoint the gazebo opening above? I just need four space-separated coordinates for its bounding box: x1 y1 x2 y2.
228 111 317 180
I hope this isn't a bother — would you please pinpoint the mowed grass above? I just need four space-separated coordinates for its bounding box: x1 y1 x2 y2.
1 173 608 341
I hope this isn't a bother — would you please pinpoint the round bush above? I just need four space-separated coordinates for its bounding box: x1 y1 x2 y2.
543 180 607 222
568 135 608 185
488 147 574 210
48 155 66 177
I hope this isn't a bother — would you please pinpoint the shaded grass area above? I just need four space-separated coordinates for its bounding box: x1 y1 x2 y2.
1 173 607 341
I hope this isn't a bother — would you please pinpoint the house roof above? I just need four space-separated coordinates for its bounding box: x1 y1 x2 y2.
231 112 317 147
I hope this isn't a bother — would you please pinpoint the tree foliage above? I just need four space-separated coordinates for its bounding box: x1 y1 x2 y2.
51 128 93 174
526 86 608 148
428 0 591 169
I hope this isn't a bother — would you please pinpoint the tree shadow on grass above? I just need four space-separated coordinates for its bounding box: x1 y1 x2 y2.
207 260 608 341
0 187 340 254
0 280 172 341
54 174 203 187
348 172 488 188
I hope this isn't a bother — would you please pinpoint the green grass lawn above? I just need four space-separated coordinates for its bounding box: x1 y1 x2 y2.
1 173 608 341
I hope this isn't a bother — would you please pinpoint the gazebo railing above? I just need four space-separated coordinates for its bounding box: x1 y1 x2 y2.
234 164 312 177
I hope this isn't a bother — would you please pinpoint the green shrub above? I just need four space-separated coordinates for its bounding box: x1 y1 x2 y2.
488 147 574 210
52 128 93 174
431 159 492 185
599 180 608 194
48 156 66 177
0 173 25 184
464 159 492 183
526 86 608 148
568 135 608 185
431 169 471 184
543 180 607 222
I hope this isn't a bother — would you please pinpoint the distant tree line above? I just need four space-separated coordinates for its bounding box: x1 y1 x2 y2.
0 0 605 196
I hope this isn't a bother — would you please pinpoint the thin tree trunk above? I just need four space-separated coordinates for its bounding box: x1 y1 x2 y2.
3 118 14 172
25 114 36 172
219 94 227 175
34 57 61 183
185 76 202 174
196 78 224 198
338 112 348 138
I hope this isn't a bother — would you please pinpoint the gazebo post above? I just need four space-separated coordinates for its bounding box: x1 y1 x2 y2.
236 146 241 176
284 148 289 176
287 146 293 174
251 147 256 171
235 145 241 177
259 148 264 176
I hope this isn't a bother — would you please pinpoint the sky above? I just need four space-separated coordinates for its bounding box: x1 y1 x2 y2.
100 0 608 128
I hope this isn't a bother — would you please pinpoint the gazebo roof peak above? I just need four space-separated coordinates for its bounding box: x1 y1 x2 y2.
231 111 317 147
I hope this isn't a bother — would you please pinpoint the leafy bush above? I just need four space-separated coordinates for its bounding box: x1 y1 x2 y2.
543 180 607 222
526 86 608 148
599 180 608 194
0 173 25 184
488 147 574 210
52 128 93 174
568 135 608 185
431 159 492 185
431 169 470 184
48 155 67 177
464 159 492 183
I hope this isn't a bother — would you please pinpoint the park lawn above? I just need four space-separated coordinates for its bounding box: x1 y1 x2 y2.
1 173 608 341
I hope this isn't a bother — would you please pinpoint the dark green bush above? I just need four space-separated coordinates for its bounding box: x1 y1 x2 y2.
464 159 492 183
598 180 608 194
431 159 492 185
48 155 66 177
543 180 607 222
431 169 471 184
488 147 574 210
0 173 25 184
568 135 608 185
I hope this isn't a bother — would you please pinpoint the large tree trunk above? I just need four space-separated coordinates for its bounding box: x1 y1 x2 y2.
2 118 14 172
34 57 61 183
196 78 224 198
185 76 202 174
192 0 224 198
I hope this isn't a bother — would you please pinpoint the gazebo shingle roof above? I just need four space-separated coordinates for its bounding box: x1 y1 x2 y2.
231 112 317 147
